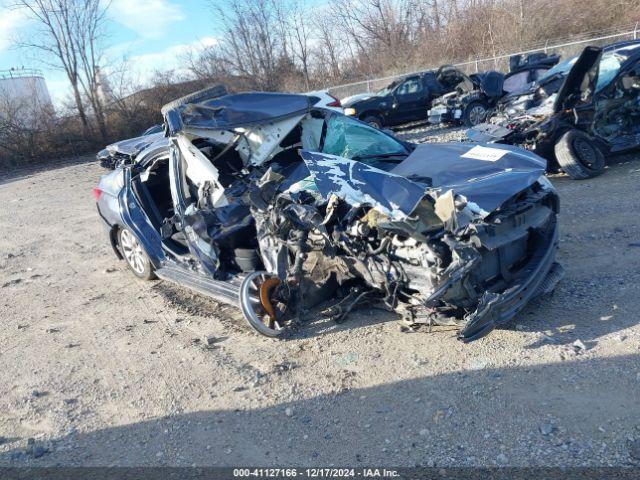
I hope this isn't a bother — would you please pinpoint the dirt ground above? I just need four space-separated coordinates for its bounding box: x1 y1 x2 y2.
1 130 640 467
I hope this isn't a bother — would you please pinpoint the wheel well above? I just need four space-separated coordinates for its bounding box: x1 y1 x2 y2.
359 111 383 123
110 225 124 260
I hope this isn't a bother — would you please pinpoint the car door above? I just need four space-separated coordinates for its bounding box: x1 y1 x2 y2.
553 46 602 113
168 143 223 276
118 164 167 268
388 76 428 124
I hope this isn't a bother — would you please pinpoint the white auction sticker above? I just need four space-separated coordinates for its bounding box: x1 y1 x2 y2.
461 145 509 162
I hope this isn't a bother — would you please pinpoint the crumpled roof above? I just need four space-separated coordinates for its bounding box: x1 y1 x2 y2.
174 92 319 130
106 132 167 157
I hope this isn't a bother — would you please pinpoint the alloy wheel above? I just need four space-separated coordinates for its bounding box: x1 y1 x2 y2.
240 271 286 336
120 229 146 275
468 105 487 126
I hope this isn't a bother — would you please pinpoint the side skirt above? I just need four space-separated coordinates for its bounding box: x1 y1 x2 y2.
155 265 242 307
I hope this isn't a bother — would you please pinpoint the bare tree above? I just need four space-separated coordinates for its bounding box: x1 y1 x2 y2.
74 0 110 141
205 0 289 91
11 0 110 141
107 59 146 126
329 0 428 72
287 2 312 90
312 12 347 83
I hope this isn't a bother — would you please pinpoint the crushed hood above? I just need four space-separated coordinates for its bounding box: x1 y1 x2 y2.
298 142 546 220
299 151 426 220
437 65 474 92
391 143 546 213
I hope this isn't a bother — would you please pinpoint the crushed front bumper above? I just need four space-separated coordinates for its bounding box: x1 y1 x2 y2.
428 107 461 124
458 221 562 342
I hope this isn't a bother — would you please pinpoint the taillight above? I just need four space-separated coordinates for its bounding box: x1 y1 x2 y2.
93 186 103 202
327 94 342 107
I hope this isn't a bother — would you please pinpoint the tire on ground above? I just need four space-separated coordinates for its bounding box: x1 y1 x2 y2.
554 129 605 180
118 228 156 281
161 84 228 115
239 271 284 338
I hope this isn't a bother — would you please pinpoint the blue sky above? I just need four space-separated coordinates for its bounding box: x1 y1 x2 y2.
0 0 223 107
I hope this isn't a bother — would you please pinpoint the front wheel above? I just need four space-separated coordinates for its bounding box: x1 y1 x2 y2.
240 271 288 337
118 228 156 280
554 129 605 179
462 102 488 127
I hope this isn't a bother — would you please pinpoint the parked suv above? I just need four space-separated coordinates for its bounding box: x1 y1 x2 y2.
341 70 458 128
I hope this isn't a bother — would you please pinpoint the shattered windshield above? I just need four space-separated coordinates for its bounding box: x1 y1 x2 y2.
321 114 408 161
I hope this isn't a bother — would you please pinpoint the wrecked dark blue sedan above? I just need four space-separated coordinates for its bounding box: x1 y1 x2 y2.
94 85 563 342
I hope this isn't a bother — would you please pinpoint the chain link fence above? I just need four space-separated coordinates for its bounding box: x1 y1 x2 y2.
328 23 640 101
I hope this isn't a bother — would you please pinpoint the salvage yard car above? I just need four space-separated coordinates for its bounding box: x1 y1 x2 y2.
428 54 560 127
94 86 563 342
469 41 640 179
97 90 341 170
341 69 459 129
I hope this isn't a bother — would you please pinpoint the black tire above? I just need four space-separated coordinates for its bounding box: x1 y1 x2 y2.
239 271 285 338
554 129 605 180
118 228 156 280
461 101 488 127
362 115 383 129
161 84 227 115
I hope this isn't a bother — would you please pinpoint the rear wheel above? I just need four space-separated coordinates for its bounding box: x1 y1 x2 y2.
462 101 488 127
554 129 605 179
362 115 383 129
119 228 156 280
240 271 287 337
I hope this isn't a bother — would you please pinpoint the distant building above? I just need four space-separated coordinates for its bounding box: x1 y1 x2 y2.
95 67 113 105
0 68 54 127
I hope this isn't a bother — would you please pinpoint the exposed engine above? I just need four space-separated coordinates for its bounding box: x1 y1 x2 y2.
247 161 559 340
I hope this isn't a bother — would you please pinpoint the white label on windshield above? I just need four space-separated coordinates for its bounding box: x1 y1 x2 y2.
461 145 508 162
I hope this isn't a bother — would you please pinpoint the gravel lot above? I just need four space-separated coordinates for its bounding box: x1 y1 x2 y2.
1 125 640 467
